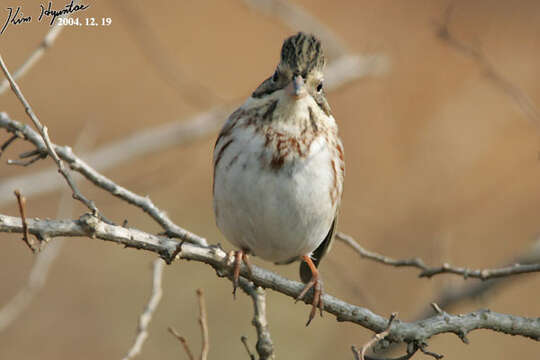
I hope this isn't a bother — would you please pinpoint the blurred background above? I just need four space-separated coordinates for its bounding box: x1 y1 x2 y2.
1 0 540 359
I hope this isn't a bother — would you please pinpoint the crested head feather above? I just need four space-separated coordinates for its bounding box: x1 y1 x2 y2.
280 32 325 77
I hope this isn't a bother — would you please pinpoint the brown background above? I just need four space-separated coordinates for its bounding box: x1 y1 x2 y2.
1 0 539 359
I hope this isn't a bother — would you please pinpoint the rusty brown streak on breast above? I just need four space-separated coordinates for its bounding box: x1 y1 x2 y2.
270 154 286 170
337 142 344 161
336 142 345 173
330 159 338 206
289 138 302 156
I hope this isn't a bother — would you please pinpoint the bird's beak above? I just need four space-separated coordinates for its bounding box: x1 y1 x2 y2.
287 75 307 99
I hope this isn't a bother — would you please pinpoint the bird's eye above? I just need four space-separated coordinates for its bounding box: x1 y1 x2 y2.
272 71 279 82
316 81 323 92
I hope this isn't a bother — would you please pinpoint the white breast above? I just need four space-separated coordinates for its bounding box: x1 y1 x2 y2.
213 96 339 263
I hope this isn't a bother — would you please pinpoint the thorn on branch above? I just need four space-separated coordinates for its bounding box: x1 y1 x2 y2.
241 336 256 360
19 148 43 159
8 153 46 167
0 134 18 157
166 240 184 265
13 189 35 252
430 303 443 315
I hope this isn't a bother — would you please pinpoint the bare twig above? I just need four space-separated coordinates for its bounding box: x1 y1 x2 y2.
196 289 209 360
436 6 539 125
336 232 429 269
239 279 275 360
0 107 228 206
1 213 539 344
336 232 540 281
419 262 540 279
419 345 444 360
0 112 207 246
0 134 18 156
412 236 540 322
169 289 209 360
13 190 34 252
8 153 46 167
122 259 165 360
0 130 89 332
357 313 398 360
0 55 100 217
168 327 195 360
240 336 256 360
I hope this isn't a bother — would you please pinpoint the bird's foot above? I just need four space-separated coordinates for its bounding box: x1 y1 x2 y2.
230 249 253 298
296 255 324 326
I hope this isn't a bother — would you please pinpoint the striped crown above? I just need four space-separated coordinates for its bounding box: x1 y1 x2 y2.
280 32 325 77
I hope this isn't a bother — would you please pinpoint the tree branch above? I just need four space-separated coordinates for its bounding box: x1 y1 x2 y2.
13 190 34 252
122 259 165 360
196 289 209 360
238 279 275 360
0 112 207 247
336 232 540 280
168 326 195 360
0 55 100 217
1 213 539 344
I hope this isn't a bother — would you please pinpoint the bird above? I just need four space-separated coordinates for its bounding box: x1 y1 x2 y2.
212 32 344 325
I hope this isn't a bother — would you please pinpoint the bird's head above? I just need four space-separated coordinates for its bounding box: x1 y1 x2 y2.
252 32 331 115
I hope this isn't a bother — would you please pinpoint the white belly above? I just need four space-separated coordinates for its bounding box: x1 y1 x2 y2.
213 127 336 263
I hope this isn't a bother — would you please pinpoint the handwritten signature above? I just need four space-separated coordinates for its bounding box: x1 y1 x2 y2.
1 1 89 35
